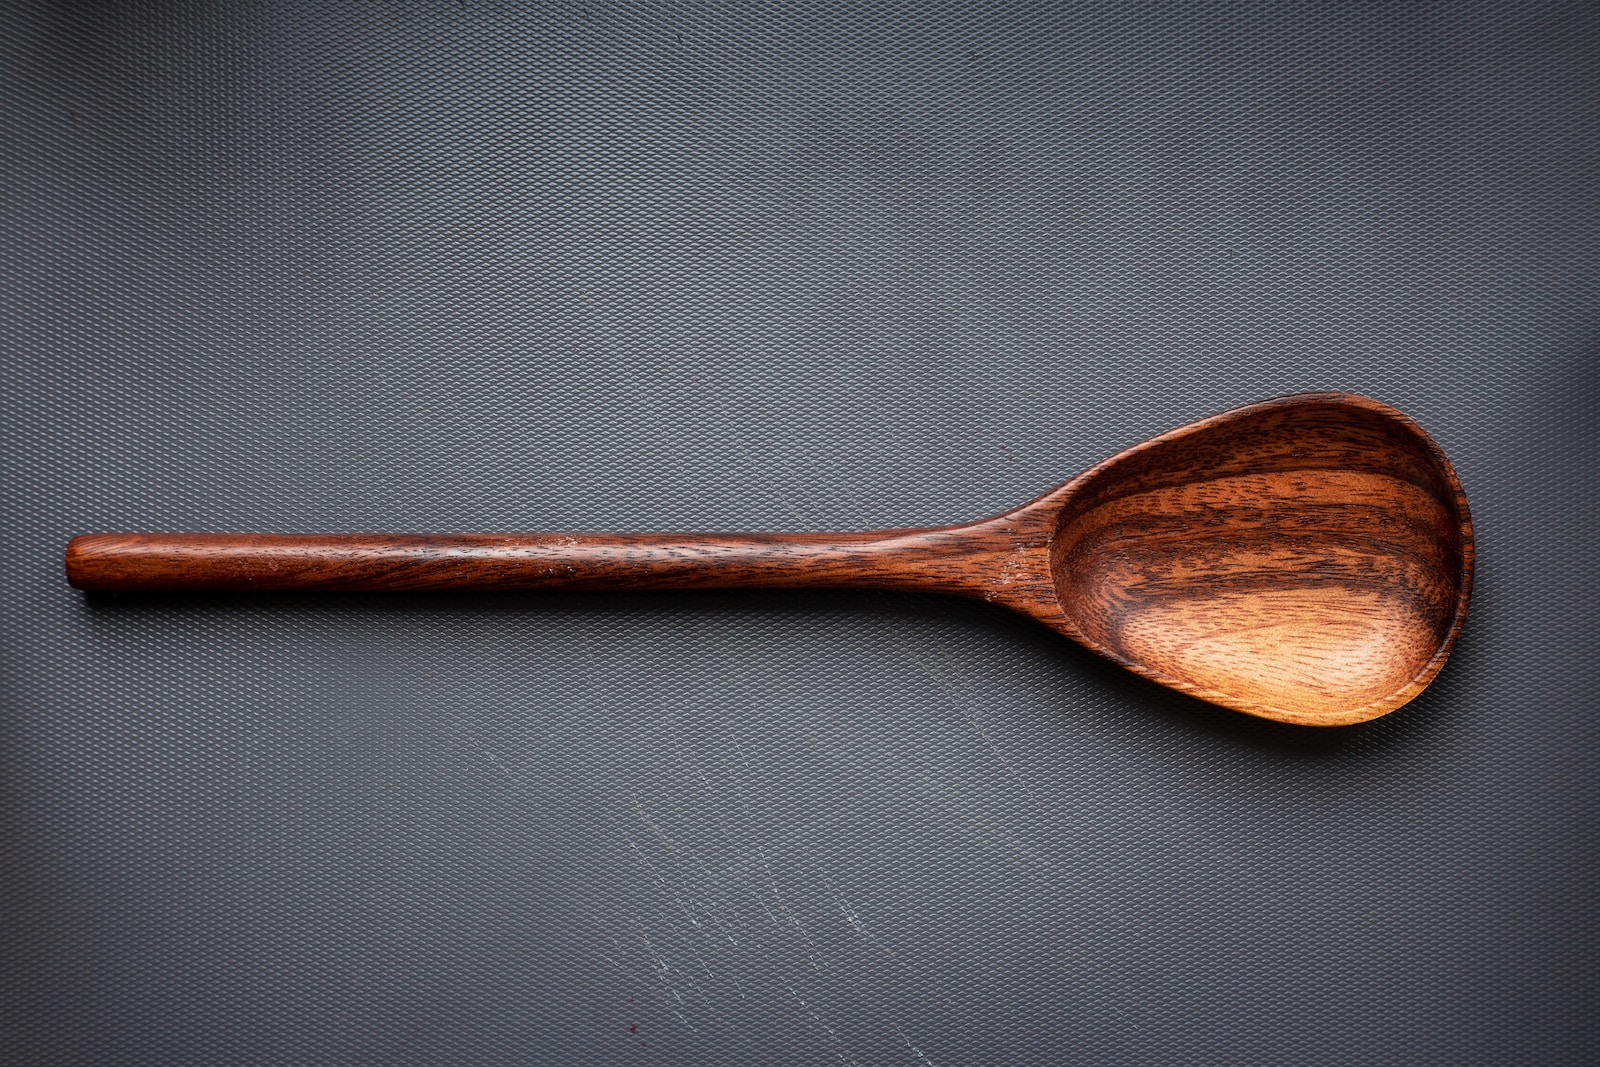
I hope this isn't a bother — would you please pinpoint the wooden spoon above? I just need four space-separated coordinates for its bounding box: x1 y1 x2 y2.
65 392 1472 726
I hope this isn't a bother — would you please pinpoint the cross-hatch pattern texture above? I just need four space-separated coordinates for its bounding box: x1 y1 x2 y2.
2 2 1596 1064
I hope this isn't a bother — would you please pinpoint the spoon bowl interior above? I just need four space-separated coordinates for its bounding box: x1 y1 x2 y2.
1040 394 1473 726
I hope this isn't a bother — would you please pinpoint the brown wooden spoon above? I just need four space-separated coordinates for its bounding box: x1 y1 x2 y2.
65 392 1472 726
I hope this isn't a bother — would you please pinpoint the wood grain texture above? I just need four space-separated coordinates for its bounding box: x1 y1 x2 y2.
63 526 1038 598
1041 393 1473 725
64 392 1473 726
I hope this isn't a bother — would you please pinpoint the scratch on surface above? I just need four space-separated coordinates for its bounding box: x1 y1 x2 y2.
679 968 716 1021
786 985 863 1067
629 797 749 946
601 933 624 970
894 1024 938 1067
689 944 715 982
632 924 682 1002
454 717 519 784
668 733 714 790
759 847 823 970
455 712 728 1024
624 832 668 888
683 787 762 947
622 909 729 1027
729 734 755 773
633 799 683 859
629 800 709 930
823 875 895 960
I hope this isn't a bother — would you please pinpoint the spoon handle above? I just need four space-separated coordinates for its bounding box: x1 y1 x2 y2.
64 528 1032 599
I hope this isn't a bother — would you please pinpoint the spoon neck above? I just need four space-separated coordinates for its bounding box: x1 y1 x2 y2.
865 515 1060 610
778 516 1057 604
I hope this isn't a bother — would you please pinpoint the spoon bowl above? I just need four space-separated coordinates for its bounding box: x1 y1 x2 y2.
65 392 1472 726
1023 393 1472 725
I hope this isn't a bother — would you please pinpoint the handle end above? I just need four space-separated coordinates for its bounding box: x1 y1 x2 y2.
66 533 163 593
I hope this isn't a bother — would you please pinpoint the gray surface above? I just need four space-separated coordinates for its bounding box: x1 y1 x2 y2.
3 1 1597 1063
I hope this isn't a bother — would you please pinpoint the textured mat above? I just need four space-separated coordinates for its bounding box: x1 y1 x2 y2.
3 1 1597 1063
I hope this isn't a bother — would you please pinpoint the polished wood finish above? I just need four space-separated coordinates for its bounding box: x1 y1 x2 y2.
65 393 1472 726
1042 394 1473 725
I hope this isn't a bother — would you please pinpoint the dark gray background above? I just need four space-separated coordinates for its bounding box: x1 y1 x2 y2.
3 1 1596 1064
